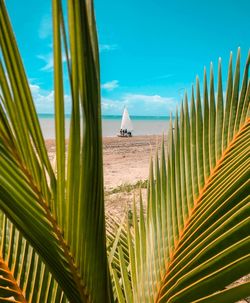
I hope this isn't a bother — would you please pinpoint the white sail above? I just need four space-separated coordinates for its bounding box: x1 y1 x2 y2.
120 107 133 131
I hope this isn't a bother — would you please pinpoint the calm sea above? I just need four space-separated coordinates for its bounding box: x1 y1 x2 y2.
38 114 171 139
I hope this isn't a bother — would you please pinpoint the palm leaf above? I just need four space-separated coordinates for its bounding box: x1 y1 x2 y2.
0 0 112 302
108 49 250 303
0 213 67 302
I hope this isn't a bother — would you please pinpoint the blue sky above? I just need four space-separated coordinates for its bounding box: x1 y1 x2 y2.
5 0 250 115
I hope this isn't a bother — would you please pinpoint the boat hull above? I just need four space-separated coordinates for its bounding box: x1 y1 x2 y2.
117 134 132 137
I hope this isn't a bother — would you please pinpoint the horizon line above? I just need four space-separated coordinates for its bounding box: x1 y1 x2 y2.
37 113 172 117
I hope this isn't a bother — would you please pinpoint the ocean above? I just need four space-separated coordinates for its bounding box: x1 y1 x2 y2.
38 114 171 139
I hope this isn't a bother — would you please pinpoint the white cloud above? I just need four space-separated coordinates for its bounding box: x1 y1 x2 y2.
29 83 71 113
37 53 53 71
29 84 40 94
125 94 172 105
102 97 121 111
102 93 178 116
39 14 52 39
37 52 67 71
99 44 118 52
101 80 119 91
29 81 177 116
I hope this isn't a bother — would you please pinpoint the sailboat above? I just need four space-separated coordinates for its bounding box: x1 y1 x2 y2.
118 107 133 137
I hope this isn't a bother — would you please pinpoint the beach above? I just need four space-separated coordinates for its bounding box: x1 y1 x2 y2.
42 113 170 216
46 135 166 216
46 135 165 188
103 135 166 189
42 115 170 214
103 135 167 216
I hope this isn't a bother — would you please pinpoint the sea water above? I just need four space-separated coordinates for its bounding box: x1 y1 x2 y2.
38 114 171 139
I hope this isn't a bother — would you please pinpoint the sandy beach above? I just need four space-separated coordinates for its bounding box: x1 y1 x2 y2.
102 135 166 189
46 135 165 189
45 135 165 216
103 135 166 216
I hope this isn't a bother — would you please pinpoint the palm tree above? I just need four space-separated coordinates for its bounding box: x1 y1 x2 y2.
0 0 249 302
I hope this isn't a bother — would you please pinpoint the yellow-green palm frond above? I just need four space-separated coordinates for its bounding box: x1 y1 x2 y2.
108 49 250 303
0 0 112 301
0 213 68 302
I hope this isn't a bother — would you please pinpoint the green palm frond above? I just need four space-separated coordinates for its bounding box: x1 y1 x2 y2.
108 50 250 303
0 0 112 301
0 213 67 302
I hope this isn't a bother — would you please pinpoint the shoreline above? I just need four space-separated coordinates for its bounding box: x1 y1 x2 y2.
40 118 170 139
